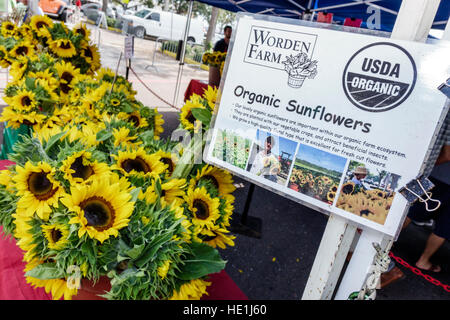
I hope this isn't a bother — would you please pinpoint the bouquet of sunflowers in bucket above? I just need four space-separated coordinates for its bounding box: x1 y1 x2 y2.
0 17 236 300
201 51 227 75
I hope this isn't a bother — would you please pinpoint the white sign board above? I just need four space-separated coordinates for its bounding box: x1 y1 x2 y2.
205 14 450 236
124 36 134 59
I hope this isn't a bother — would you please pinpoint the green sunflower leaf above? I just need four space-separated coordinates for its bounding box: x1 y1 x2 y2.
191 108 212 126
25 263 65 280
176 242 226 281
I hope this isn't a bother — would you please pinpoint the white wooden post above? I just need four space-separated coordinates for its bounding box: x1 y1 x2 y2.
302 0 442 300
333 0 441 300
302 214 356 299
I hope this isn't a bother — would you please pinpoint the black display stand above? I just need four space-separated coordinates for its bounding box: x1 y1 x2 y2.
230 183 262 239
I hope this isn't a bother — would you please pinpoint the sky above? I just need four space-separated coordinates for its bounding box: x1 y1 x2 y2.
296 144 347 173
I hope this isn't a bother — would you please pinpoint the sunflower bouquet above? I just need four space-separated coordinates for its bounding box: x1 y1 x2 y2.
0 19 237 300
202 51 227 72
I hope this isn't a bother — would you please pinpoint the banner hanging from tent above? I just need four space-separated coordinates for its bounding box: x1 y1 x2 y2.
204 13 450 236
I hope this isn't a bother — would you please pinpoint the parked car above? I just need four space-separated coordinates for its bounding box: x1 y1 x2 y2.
123 9 205 44
39 0 74 22
81 2 115 19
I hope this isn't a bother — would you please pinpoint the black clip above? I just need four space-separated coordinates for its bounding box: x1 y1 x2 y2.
437 77 450 98
399 176 440 212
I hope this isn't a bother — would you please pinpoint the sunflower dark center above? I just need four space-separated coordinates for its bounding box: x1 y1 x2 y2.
51 228 63 243
186 111 196 124
6 24 13 30
70 156 93 180
61 71 74 83
342 184 354 195
21 96 32 106
36 21 47 29
60 82 71 94
193 199 209 220
83 47 93 58
59 41 72 49
121 157 150 173
80 197 114 230
202 175 219 190
128 115 140 127
27 171 58 200
76 28 86 36
160 157 174 174
15 46 28 56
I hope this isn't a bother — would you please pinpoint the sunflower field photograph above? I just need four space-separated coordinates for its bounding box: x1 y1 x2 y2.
287 144 347 204
335 160 399 225
0 16 238 301
212 128 252 170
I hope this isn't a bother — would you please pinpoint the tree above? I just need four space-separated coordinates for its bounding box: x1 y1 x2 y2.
205 6 219 47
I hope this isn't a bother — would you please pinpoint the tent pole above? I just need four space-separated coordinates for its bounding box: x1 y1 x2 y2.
172 0 194 108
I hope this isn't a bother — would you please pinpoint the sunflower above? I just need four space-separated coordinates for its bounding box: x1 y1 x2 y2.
13 161 64 220
180 94 204 132
9 41 35 59
30 15 54 37
153 150 177 177
80 41 101 72
202 85 218 110
112 127 142 148
29 69 59 92
49 38 77 58
0 46 11 68
60 151 110 184
169 279 211 300
0 108 46 129
341 181 355 195
326 191 336 203
9 56 28 81
1 21 17 37
194 225 235 249
189 165 235 196
55 61 81 96
159 178 186 207
27 273 79 300
154 109 164 138
157 260 171 280
185 187 220 229
112 148 166 179
62 175 134 243
118 111 148 129
11 89 37 112
41 224 70 250
73 23 90 40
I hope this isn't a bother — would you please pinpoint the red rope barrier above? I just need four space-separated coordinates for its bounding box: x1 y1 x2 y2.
389 251 450 293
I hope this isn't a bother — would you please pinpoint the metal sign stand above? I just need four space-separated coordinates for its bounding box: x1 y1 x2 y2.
302 0 445 300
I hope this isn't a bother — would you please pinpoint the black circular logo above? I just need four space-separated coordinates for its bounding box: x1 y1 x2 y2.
342 42 417 112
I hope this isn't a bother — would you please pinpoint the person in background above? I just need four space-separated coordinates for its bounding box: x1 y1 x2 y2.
403 110 450 273
249 136 280 183
350 166 369 189
213 25 232 53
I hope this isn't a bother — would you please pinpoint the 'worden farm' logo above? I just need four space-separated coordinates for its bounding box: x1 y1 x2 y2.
342 42 417 112
244 26 318 89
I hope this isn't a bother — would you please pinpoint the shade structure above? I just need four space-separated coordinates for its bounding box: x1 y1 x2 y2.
194 0 449 32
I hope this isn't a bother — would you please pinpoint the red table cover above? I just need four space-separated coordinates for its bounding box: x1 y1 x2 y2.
0 160 247 300
184 79 209 102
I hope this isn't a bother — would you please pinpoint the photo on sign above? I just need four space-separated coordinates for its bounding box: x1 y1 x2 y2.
212 128 252 170
246 130 297 186
336 160 400 225
288 144 347 204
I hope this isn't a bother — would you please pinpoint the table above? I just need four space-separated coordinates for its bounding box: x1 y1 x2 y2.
184 79 209 102
0 160 247 300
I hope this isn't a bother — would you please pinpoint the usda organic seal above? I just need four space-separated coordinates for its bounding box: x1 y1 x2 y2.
342 42 417 112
